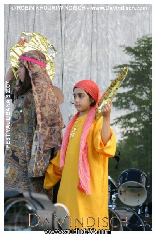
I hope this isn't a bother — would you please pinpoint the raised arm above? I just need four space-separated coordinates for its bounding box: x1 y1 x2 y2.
6 38 27 82
101 103 112 145
5 67 14 82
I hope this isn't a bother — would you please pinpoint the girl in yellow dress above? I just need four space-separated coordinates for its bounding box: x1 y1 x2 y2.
44 80 116 230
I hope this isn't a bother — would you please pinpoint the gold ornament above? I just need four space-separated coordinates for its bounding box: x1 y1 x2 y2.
96 67 128 120
10 32 57 80
69 117 84 138
69 119 81 138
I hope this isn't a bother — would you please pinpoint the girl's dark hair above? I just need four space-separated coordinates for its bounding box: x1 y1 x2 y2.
87 92 96 107
15 66 32 97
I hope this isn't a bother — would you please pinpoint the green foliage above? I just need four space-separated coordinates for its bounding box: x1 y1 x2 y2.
109 35 152 206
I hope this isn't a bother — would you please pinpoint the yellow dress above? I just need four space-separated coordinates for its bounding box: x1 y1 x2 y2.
44 114 116 230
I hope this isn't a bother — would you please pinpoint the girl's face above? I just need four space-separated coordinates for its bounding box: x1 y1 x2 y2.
73 87 92 116
17 61 26 83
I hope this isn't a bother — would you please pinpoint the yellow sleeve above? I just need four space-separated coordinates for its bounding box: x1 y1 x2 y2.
44 150 62 190
93 117 116 157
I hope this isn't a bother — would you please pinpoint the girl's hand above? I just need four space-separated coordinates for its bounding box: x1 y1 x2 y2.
101 102 111 118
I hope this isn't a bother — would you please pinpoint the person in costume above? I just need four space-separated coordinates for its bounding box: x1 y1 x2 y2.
44 80 116 230
4 45 64 194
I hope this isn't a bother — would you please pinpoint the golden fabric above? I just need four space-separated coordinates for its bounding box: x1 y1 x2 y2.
44 115 116 230
96 67 128 120
10 31 56 80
